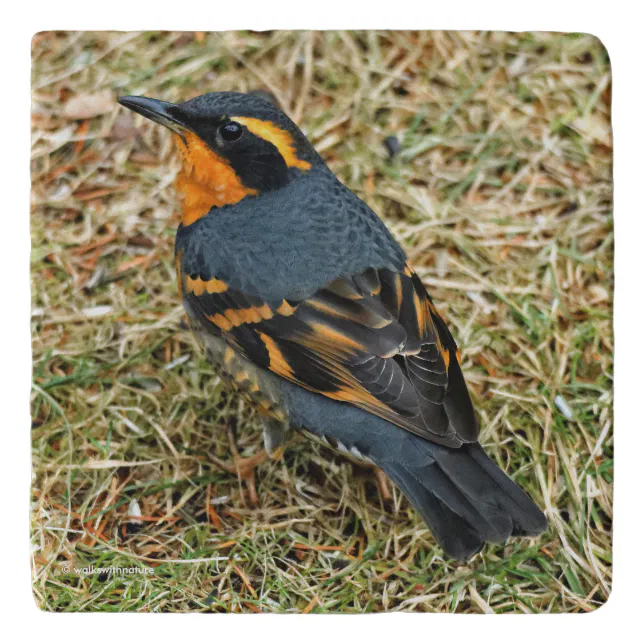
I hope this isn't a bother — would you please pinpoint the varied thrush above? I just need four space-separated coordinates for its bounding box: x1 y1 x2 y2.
118 92 547 559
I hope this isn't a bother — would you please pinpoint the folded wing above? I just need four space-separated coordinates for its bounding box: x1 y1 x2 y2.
182 263 479 448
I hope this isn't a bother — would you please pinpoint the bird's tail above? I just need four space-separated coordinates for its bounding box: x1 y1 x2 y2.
381 442 547 560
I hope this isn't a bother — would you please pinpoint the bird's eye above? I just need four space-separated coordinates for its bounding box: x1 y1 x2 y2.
219 122 243 143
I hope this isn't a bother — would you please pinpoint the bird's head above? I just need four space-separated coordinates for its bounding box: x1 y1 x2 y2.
118 92 316 225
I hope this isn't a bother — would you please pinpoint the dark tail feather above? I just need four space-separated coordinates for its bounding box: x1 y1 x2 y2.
381 442 547 560
386 466 485 560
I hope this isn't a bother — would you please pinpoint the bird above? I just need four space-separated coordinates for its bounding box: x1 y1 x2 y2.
118 91 547 560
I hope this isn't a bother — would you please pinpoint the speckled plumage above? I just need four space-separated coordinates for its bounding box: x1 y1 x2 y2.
119 91 547 559
177 162 406 302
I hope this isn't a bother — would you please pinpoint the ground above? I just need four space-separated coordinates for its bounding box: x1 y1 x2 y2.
30 30 612 612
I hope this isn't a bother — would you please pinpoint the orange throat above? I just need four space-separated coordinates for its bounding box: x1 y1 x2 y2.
173 132 257 226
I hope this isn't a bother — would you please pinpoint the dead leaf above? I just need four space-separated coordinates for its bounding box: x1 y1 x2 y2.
572 113 612 147
110 111 138 140
62 90 114 120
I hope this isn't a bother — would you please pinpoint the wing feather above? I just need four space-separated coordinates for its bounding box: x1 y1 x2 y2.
181 264 478 447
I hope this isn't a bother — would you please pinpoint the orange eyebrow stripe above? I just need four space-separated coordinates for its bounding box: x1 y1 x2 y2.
185 275 229 295
234 117 311 171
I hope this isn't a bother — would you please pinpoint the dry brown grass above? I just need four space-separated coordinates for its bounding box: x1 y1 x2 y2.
30 30 612 612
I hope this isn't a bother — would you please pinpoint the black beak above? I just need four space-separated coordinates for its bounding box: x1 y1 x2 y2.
118 95 188 135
